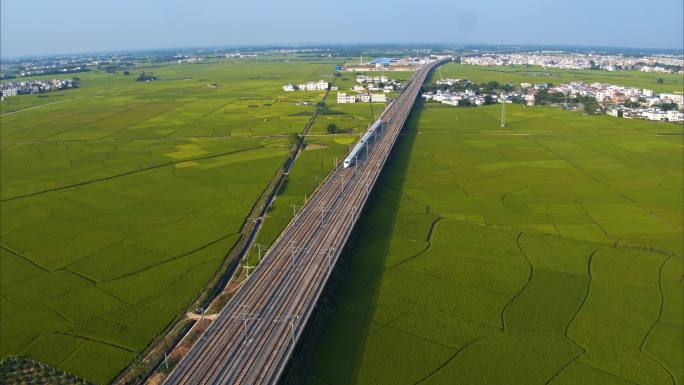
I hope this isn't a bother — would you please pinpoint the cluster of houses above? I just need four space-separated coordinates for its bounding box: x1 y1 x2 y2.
1 78 78 98
547 82 683 106
17 66 86 77
423 87 522 106
282 80 330 92
548 82 683 121
423 78 684 122
424 78 527 106
351 75 401 93
607 107 683 122
462 53 684 73
335 74 403 104
176 56 204 64
225 52 258 59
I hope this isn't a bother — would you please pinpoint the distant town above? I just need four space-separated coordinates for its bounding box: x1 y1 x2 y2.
423 78 683 122
1 78 79 99
462 52 684 73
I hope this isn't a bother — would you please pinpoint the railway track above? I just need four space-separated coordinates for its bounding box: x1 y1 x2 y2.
163 59 446 385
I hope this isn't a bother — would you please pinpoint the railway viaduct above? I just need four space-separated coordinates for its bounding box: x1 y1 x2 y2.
163 58 447 385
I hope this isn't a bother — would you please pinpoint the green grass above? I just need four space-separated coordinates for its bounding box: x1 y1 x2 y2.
308 101 683 384
0 56 345 383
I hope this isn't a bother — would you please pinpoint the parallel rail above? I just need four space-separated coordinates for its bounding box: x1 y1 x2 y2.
163 59 445 385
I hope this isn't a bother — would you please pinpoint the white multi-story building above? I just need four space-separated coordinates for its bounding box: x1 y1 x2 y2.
2 88 17 97
642 109 668 121
356 75 388 84
292 80 329 91
337 92 347 103
667 110 683 122
370 93 386 103
336 92 357 104
316 80 329 91
660 93 684 105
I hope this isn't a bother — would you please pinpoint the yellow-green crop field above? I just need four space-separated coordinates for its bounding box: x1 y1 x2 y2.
0 57 358 384
307 100 683 385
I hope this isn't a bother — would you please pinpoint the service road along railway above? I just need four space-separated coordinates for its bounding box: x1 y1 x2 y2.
163 59 446 385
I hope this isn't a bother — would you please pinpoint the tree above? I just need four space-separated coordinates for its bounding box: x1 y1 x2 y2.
657 78 664 84
327 123 338 134
661 102 679 111
123 70 131 75
484 95 494 105
501 83 514 92
137 72 157 81
580 96 600 115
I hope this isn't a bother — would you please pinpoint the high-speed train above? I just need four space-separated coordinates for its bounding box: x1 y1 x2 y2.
343 101 395 168
343 120 383 168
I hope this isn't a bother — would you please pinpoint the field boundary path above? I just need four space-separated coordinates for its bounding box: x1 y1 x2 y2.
0 97 77 116
162 59 446 385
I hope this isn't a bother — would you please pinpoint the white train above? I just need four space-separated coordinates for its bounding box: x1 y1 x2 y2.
343 101 394 168
343 120 383 168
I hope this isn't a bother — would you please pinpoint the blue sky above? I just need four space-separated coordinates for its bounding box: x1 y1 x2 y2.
2 0 682 57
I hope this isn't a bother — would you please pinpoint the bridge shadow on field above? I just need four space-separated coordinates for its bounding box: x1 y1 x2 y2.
279 101 426 385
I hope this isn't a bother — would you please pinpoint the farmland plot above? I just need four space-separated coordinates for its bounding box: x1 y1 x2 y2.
307 103 683 385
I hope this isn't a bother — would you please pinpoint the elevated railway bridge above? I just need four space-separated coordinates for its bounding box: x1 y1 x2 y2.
163 58 447 385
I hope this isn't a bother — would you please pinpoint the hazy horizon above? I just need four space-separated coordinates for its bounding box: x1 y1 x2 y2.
2 0 683 58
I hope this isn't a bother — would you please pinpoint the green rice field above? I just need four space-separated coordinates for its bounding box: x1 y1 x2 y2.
3 56 682 385
0 57 352 384
307 101 683 385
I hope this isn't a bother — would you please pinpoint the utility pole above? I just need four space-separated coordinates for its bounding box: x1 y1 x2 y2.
242 256 255 278
275 314 299 346
234 305 260 343
323 247 335 272
255 243 263 263
288 240 299 271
